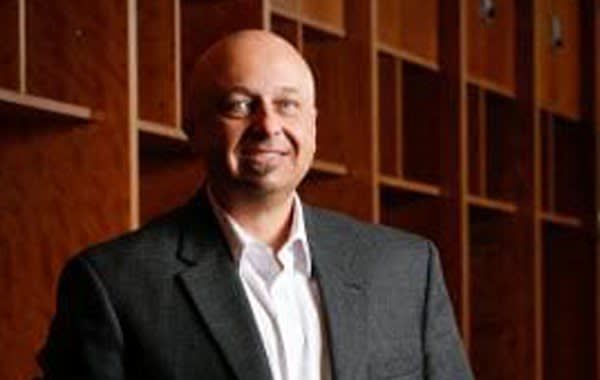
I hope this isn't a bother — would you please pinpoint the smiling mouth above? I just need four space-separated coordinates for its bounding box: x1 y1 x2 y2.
239 147 290 157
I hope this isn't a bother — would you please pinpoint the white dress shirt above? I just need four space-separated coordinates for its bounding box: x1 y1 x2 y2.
207 190 331 380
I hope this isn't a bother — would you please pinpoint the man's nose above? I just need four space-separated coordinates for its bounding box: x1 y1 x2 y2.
252 103 283 136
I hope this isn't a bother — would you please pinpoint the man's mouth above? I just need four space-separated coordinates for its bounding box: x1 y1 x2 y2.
239 147 290 157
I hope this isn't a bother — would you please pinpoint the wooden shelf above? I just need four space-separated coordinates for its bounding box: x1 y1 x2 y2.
270 5 299 23
466 76 516 99
467 194 518 215
379 175 442 197
540 211 583 228
377 42 440 72
310 159 349 176
270 5 345 39
0 87 93 123
138 119 191 154
301 17 345 39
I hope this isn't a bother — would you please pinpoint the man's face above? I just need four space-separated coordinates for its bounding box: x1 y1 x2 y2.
200 37 316 197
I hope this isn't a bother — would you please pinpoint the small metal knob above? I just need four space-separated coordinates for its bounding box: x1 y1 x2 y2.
551 15 564 49
480 0 496 23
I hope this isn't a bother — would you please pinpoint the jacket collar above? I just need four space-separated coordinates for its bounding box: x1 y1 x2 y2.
176 191 368 380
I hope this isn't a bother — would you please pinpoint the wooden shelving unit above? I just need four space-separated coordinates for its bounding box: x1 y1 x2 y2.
0 1 94 124
0 1 129 378
467 194 518 215
0 88 92 122
1 0 598 379
379 175 442 198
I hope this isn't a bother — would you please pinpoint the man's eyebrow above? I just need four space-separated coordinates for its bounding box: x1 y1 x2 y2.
221 86 255 96
277 86 301 95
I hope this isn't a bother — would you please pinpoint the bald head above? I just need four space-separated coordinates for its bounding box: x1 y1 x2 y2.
186 30 316 137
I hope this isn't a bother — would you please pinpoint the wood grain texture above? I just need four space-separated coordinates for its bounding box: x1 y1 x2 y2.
402 63 441 185
377 0 438 66
0 1 130 379
0 0 19 90
139 152 205 224
138 0 176 126
299 0 375 221
538 0 582 119
544 225 597 380
485 91 521 202
467 0 516 94
469 210 535 380
301 0 344 32
377 53 401 177
270 13 301 48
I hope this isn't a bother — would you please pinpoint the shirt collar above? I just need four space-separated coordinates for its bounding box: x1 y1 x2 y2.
206 186 312 278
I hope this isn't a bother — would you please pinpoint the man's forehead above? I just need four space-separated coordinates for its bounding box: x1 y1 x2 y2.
197 31 315 96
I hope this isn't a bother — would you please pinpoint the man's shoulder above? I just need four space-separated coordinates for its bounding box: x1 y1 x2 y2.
303 203 434 255
304 203 430 243
76 204 190 269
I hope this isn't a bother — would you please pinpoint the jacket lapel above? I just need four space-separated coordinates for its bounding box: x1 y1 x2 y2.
304 205 369 380
176 195 273 380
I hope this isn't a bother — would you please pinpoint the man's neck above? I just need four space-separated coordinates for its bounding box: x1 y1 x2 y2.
208 184 296 252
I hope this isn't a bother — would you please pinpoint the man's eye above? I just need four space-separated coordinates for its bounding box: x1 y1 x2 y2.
220 98 253 118
276 99 300 116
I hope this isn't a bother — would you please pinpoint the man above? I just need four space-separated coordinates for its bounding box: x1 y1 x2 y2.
39 30 473 380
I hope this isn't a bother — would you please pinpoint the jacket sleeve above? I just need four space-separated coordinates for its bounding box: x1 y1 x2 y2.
423 241 474 380
37 256 125 380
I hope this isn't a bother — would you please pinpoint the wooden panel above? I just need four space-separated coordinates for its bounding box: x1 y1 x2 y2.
301 0 344 32
138 0 176 126
402 63 441 185
303 31 347 165
26 0 117 107
485 91 520 201
538 0 581 119
467 86 485 195
0 0 19 90
544 226 596 380
0 2 130 379
377 0 438 66
541 113 592 218
139 152 205 223
270 13 300 48
552 0 581 119
299 0 375 221
380 189 444 246
541 112 555 211
0 88 92 123
469 210 535 380
377 0 402 50
552 117 592 217
378 53 401 176
399 0 438 65
271 0 298 15
467 0 516 93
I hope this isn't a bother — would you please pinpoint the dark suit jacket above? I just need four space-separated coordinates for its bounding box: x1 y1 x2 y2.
38 193 473 380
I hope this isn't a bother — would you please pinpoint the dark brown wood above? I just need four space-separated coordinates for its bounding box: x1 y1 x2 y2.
0 0 19 90
300 0 376 221
538 0 582 120
377 53 401 177
544 225 596 380
469 210 533 380
467 0 516 95
377 0 438 66
301 0 344 34
402 62 441 186
138 0 176 126
270 13 301 48
437 0 470 343
0 2 130 379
